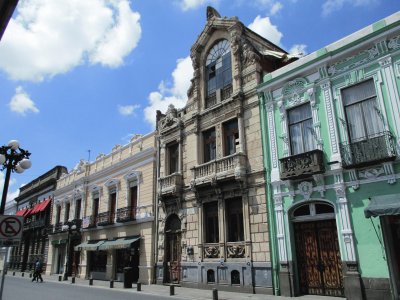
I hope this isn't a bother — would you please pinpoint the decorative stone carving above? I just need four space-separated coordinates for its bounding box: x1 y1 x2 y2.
159 104 181 130
282 77 307 96
204 245 219 258
227 244 245 258
112 144 121 152
358 167 385 180
298 181 313 200
242 40 260 68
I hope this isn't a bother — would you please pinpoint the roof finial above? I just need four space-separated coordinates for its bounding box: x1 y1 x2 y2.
207 6 221 21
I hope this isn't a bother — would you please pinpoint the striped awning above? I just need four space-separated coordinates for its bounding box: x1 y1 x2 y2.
98 236 140 251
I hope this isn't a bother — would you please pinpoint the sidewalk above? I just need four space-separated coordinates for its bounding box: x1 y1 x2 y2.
6 271 343 300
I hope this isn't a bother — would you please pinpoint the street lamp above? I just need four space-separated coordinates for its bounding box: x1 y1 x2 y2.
62 223 77 281
0 140 31 215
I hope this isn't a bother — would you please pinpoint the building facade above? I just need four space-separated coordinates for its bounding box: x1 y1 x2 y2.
8 166 67 273
258 12 400 299
48 133 157 284
155 7 296 294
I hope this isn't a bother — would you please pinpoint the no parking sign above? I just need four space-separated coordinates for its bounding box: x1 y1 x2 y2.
0 216 23 247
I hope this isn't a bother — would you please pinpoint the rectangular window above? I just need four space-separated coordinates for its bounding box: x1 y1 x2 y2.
226 198 244 242
342 79 384 141
64 202 70 223
167 143 179 175
130 186 138 218
204 202 219 243
223 119 239 156
203 128 216 163
93 197 99 224
109 192 117 222
288 103 315 155
55 206 61 224
75 199 81 220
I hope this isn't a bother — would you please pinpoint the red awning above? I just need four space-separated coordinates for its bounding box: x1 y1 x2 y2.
30 198 51 215
16 208 28 216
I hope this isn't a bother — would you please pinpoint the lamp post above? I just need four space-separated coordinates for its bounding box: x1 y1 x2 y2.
62 223 77 281
0 140 31 215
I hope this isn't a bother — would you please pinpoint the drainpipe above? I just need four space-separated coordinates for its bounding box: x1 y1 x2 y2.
258 92 280 295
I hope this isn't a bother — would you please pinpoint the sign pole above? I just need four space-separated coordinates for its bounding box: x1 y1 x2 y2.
0 247 9 300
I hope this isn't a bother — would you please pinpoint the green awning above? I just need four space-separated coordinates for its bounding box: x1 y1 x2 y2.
74 240 105 251
51 239 67 245
365 194 400 218
98 237 140 250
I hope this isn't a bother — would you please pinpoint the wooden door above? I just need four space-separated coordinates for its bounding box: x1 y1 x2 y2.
294 220 344 297
166 233 181 283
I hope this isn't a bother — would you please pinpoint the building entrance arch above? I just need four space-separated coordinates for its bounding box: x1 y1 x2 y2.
291 201 344 297
164 214 181 283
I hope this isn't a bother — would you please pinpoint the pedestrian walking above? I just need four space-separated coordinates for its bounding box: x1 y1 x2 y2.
31 259 43 283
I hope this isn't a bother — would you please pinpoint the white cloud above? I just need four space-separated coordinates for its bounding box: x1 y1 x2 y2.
177 0 219 11
269 2 283 15
118 104 140 116
322 0 378 16
248 15 283 46
0 0 141 81
0 173 19 203
289 44 307 56
9 86 39 116
144 56 193 127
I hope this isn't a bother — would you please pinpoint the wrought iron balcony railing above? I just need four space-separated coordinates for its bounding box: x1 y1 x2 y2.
191 153 246 187
279 149 325 180
81 215 97 229
340 131 396 169
158 173 183 196
96 211 115 226
116 206 136 223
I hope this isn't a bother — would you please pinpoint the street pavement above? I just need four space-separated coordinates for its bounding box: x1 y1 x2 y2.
3 271 343 300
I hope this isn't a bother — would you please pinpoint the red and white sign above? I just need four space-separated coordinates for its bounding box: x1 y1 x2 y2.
0 216 23 247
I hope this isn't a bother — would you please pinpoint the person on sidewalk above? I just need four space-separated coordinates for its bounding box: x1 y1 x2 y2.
32 259 43 283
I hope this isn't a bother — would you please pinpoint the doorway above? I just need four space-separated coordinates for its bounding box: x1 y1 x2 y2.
165 214 181 283
292 202 344 297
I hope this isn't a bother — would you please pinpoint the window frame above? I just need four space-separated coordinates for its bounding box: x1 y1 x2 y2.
167 142 179 175
288 102 315 155
226 197 244 242
223 118 239 156
204 201 219 244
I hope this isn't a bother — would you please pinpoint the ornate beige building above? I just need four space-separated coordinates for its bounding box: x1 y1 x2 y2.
155 7 296 294
47 132 156 284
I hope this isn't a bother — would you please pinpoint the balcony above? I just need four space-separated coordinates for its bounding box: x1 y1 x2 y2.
96 211 115 226
159 173 183 197
191 153 246 187
205 84 233 109
116 206 136 223
340 131 396 169
23 219 46 230
279 149 325 180
81 216 97 229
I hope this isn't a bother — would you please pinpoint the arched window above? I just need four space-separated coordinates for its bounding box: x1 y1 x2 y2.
231 270 240 285
207 269 215 283
206 39 232 107
292 202 335 221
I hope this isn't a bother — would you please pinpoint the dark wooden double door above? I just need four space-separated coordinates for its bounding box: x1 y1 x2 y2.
165 232 181 283
294 220 344 297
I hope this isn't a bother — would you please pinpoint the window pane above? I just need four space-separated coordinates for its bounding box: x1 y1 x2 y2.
342 79 376 105
168 143 179 174
315 203 334 214
226 198 244 242
293 204 310 217
303 119 315 152
288 103 312 125
204 202 219 243
362 98 384 136
290 123 303 155
203 128 216 162
345 103 366 141
223 119 239 156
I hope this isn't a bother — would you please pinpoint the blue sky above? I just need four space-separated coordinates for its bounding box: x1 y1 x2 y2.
0 0 399 202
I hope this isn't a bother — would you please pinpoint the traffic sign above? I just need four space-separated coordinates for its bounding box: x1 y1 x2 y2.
0 216 23 247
